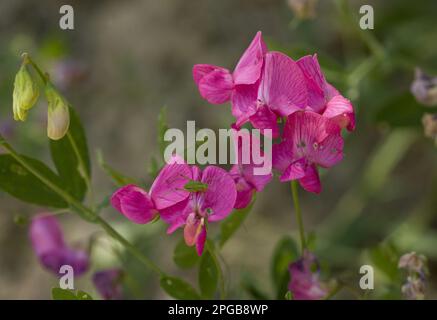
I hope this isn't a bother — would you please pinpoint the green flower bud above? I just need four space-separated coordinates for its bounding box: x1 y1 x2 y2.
45 84 70 140
12 64 39 121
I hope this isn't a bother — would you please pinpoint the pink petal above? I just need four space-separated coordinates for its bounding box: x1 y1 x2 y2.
196 225 207 256
29 214 65 258
198 67 233 104
234 186 254 209
159 197 190 234
111 185 158 224
249 105 280 138
258 52 307 117
297 55 326 112
231 84 258 127
323 95 355 131
299 165 321 194
150 161 192 210
184 213 202 246
280 158 307 182
272 142 292 173
192 64 219 85
201 166 237 222
233 31 267 85
313 133 344 168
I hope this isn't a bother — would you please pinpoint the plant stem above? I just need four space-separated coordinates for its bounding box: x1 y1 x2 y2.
0 134 164 277
206 241 226 300
291 180 306 252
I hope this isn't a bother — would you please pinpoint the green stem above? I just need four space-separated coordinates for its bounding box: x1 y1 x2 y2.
206 241 226 300
0 134 164 277
22 53 48 85
291 180 306 252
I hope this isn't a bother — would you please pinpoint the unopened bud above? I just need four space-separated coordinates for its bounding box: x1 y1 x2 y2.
45 84 70 140
12 64 39 121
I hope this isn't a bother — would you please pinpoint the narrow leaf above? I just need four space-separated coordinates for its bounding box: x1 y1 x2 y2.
160 276 201 300
198 251 218 299
173 239 200 269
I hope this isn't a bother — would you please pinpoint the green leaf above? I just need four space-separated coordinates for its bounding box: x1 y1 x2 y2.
198 251 218 299
369 242 401 282
270 236 298 299
0 154 68 208
49 107 90 200
160 276 201 300
52 288 78 300
219 196 255 247
97 150 138 186
173 239 200 269
51 288 93 300
76 290 93 300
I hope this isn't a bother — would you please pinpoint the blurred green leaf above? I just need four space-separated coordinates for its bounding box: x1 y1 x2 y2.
160 276 201 300
51 288 93 300
241 274 271 300
51 288 78 300
219 196 255 247
148 156 159 179
375 93 429 127
0 154 68 208
97 150 138 187
173 239 200 269
158 106 169 160
198 251 218 299
271 236 299 299
369 242 401 283
50 107 90 200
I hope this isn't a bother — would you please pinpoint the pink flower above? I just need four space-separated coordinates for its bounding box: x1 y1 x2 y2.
297 54 355 131
272 111 343 193
193 32 268 127
29 214 89 276
160 165 237 255
93 269 124 300
229 131 272 209
288 251 327 300
111 157 192 224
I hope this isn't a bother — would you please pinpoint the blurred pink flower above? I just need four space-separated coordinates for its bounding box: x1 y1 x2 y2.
273 111 343 193
111 156 192 224
297 54 355 131
229 131 272 209
288 251 327 300
29 214 89 276
93 269 124 300
160 165 237 255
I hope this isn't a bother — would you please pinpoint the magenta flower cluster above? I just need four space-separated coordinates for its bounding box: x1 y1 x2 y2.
110 31 355 256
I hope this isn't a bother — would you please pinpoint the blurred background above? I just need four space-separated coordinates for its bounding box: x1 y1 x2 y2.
0 0 436 299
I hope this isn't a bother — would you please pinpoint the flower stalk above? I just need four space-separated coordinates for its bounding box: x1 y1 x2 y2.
291 180 306 252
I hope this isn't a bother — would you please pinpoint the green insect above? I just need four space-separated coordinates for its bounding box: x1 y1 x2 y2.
183 180 208 192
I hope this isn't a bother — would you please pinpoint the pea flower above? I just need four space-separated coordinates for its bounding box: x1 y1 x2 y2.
193 32 268 127
45 83 70 140
411 68 437 107
29 214 89 276
12 63 39 121
288 251 327 300
297 54 355 131
229 131 272 209
111 156 192 224
160 165 237 255
93 269 124 300
399 252 428 300
272 111 343 193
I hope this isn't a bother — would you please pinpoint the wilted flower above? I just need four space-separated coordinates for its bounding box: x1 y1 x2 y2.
93 269 124 300
12 63 39 121
422 113 437 145
399 252 428 300
229 131 272 209
411 68 437 107
111 156 192 224
45 83 70 140
398 252 428 274
160 165 237 255
29 214 89 276
287 0 318 20
288 250 327 300
273 111 344 193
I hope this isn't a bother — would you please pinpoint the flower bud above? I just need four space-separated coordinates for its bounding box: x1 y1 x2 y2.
45 84 70 140
12 64 39 121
